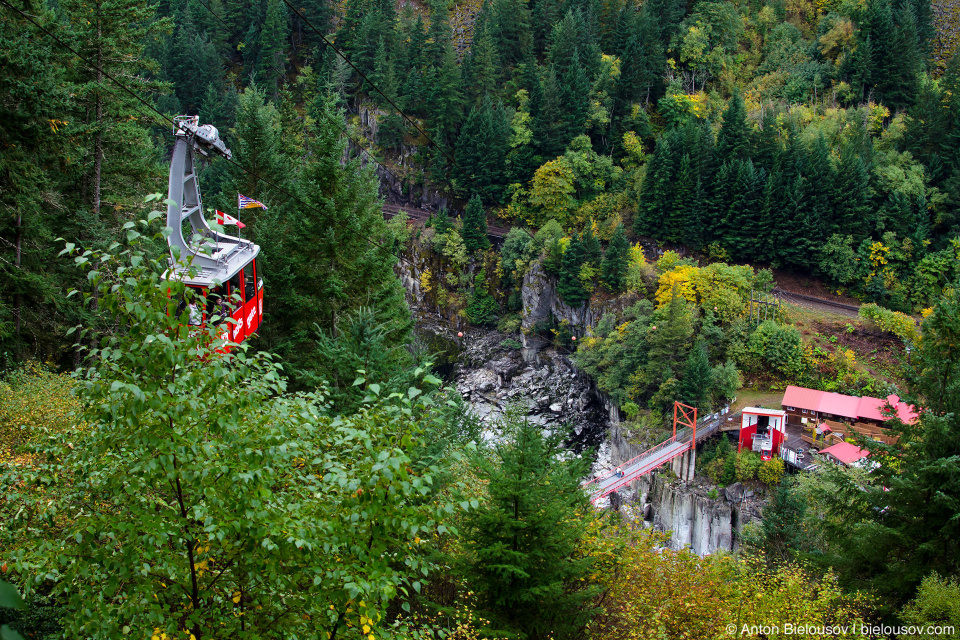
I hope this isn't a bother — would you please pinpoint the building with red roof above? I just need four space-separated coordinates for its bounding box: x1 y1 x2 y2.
819 441 870 466
780 385 918 447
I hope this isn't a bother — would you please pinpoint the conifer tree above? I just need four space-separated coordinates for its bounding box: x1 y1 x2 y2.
706 161 733 241
461 409 599 639
426 0 452 66
720 159 763 256
645 292 694 391
582 220 602 266
716 91 751 162
635 136 674 237
462 195 491 254
754 107 780 172
531 65 567 159
559 48 591 143
256 94 412 387
454 95 510 201
804 134 834 245
0 12 74 356
490 0 533 68
221 87 286 235
602 223 629 292
167 11 223 113
61 0 169 219
467 268 499 324
558 233 590 307
463 23 501 106
666 153 694 243
680 341 712 410
258 0 288 100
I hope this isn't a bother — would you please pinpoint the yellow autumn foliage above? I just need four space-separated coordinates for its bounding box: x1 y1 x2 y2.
0 362 80 465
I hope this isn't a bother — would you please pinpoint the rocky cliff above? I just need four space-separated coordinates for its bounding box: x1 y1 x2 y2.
520 262 641 335
453 327 610 453
616 473 764 555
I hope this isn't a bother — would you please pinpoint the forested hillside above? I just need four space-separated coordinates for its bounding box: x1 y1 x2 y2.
3 0 960 636
2 0 960 365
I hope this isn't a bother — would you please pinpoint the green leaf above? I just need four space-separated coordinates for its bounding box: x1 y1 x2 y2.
1 625 26 640
0 582 24 609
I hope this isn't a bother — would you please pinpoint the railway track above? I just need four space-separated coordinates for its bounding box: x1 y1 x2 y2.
773 287 861 316
382 203 512 238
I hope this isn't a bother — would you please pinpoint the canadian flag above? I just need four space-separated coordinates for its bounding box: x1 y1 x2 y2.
216 210 246 229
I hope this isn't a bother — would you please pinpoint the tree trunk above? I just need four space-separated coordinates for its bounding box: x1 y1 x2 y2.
14 208 21 335
92 1 104 217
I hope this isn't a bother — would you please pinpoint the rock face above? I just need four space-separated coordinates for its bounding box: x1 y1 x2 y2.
520 262 640 335
614 473 766 555
453 328 610 453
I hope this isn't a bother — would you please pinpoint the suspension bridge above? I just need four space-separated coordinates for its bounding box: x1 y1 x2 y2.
585 402 731 503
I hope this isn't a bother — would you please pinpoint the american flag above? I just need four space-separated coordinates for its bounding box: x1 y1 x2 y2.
238 194 268 210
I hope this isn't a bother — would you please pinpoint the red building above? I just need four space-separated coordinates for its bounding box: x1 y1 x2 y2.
738 408 788 460
781 385 919 446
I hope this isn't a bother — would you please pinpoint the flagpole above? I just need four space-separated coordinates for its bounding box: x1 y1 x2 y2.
236 195 242 243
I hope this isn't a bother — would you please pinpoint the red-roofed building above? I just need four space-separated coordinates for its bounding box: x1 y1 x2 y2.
819 441 870 466
738 408 788 460
780 385 918 447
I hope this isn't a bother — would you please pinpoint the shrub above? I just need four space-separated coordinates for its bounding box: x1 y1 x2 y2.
901 573 960 632
735 451 762 482
757 457 785 485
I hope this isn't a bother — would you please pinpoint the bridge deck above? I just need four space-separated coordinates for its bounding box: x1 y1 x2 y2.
586 409 728 502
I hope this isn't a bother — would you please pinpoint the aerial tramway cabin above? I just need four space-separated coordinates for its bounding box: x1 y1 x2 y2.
781 385 918 447
738 407 788 461
163 116 263 350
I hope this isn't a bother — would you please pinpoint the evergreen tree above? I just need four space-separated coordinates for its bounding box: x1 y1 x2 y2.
754 107 780 172
706 161 733 241
60 0 170 219
258 0 287 99
558 233 590 307
0 12 75 358
635 136 674 237
531 64 567 160
463 23 501 106
582 220 602 266
680 341 712 410
166 9 224 112
221 87 287 236
559 48 591 143
644 292 694 393
803 134 834 250
720 159 764 256
461 409 599 639
490 0 533 68
255 94 412 388
297 0 335 54
601 223 629 292
666 153 693 243
462 195 491 254
716 90 751 162
454 95 510 202
426 0 452 66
